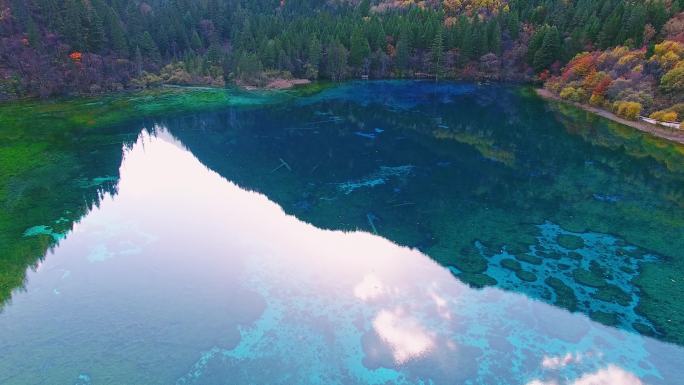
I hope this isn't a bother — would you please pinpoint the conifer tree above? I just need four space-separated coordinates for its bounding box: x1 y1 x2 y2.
326 41 348 81
139 31 161 63
487 19 502 55
307 36 321 79
135 46 143 75
395 29 410 75
106 9 128 56
460 18 474 62
190 30 203 51
349 27 370 68
431 27 445 79
533 26 560 72
61 0 85 50
86 7 106 52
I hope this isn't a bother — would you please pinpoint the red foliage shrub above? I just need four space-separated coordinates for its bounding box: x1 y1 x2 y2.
593 77 612 96
538 69 550 81
562 53 595 81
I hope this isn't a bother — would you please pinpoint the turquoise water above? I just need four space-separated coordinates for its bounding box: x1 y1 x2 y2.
1 81 683 384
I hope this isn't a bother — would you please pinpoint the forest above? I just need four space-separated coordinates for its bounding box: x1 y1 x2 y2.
1 0 683 118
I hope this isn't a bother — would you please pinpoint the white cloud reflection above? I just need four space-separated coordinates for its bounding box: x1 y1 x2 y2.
573 366 644 385
11 128 669 384
428 288 452 320
372 307 436 365
528 365 645 385
542 352 584 369
354 274 387 301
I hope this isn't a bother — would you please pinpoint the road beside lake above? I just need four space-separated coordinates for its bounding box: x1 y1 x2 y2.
536 88 684 145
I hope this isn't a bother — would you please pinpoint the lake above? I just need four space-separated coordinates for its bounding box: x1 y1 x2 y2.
1 81 683 384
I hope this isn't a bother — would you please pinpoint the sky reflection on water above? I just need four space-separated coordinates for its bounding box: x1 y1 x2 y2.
0 128 682 385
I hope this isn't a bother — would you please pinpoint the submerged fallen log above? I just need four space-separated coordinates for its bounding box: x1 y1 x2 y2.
270 158 292 173
367 213 379 234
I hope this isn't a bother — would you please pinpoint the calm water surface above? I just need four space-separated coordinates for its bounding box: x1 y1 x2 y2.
1 81 683 384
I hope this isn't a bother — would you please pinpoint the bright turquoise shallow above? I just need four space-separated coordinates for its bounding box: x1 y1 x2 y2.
1 81 683 384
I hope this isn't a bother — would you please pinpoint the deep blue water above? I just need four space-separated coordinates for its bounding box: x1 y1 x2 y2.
1 81 683 384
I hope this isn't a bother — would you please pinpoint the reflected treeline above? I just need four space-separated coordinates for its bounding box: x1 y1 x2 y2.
0 86 291 309
548 102 684 206
2 81 683 345
549 100 684 174
0 122 138 308
161 83 684 345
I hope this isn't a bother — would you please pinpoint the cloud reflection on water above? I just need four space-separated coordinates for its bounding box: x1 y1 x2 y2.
372 307 438 365
528 365 644 385
0 126 681 384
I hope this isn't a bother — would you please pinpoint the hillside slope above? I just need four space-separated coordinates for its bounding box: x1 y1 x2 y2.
0 0 683 101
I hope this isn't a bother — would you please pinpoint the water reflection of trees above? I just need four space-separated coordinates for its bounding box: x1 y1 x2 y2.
0 125 133 308
164 95 684 344
2 84 683 342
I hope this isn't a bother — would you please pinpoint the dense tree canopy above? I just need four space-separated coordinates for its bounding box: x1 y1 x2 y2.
546 39 684 121
1 0 683 100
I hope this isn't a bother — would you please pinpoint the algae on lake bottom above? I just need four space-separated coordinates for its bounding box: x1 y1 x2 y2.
1 81 684 346
0 86 296 306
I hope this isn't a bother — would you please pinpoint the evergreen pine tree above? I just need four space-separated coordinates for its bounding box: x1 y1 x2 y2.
395 30 410 76
431 27 445 79
470 19 484 59
368 18 386 52
626 4 646 47
326 41 348 81
140 31 161 63
86 7 106 52
598 12 620 49
27 18 41 48
533 26 560 72
359 0 371 17
308 36 321 70
527 26 547 64
460 18 474 62
206 43 221 66
61 0 85 50
507 11 520 40
135 46 143 75
190 30 203 51
487 20 502 55
107 9 128 56
349 27 370 68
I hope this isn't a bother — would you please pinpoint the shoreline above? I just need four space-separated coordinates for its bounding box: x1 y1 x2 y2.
536 89 684 145
1 75 530 104
238 78 312 91
5 82 683 148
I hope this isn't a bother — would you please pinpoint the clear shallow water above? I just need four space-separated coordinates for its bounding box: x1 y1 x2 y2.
1 81 684 384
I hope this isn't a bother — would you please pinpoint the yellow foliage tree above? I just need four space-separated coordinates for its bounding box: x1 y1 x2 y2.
651 41 684 70
660 61 684 93
589 93 604 107
442 0 504 15
559 86 586 102
650 110 679 122
613 101 642 120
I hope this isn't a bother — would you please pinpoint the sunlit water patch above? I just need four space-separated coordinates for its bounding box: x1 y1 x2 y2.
0 129 682 385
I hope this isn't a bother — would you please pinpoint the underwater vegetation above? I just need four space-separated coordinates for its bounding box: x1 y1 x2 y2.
549 101 684 175
1 81 683 347
0 85 310 306
164 82 684 345
0 122 127 306
3 131 682 385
